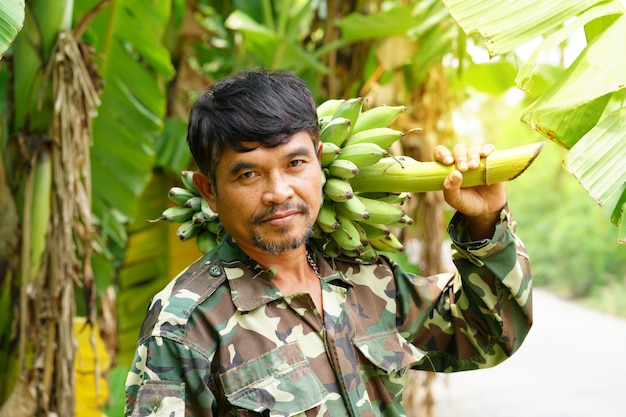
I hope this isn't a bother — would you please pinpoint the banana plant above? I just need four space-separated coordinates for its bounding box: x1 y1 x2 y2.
0 0 174 415
443 0 626 243
0 0 24 405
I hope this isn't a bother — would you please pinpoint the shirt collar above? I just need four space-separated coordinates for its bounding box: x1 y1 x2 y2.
216 236 352 312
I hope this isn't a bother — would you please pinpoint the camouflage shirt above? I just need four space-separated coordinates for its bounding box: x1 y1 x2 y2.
125 207 532 417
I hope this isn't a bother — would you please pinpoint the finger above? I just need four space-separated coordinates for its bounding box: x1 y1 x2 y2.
467 143 482 169
452 143 468 171
442 169 463 209
434 145 454 165
479 143 496 158
444 169 463 189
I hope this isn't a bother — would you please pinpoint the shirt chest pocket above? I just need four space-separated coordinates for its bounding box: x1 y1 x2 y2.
220 342 330 417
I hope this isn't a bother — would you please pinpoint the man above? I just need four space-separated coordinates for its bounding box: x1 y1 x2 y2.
125 68 532 417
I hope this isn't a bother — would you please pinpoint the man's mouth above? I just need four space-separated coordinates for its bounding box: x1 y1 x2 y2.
252 203 309 228
260 210 300 227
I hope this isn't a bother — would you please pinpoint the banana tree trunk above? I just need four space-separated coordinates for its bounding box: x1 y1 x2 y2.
0 1 97 416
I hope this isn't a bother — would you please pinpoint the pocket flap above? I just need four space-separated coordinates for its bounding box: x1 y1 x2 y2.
353 329 426 373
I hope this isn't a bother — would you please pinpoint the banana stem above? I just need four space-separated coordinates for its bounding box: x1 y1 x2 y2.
350 142 545 193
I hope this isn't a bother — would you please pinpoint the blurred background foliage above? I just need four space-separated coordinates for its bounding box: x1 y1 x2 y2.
456 91 626 313
1 0 625 416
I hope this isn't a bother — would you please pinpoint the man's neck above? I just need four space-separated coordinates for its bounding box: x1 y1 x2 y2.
244 245 309 281
244 243 324 316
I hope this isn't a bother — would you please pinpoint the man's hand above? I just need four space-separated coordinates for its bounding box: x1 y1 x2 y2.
434 143 507 240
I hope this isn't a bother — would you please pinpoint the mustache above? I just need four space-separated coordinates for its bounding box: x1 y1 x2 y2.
250 202 310 224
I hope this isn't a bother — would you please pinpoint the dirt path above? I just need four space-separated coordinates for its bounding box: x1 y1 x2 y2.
430 288 626 417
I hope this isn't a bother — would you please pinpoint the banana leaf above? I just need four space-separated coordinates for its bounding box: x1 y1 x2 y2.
442 0 601 56
74 0 175 247
225 10 327 73
0 0 24 58
443 0 626 243
564 108 626 206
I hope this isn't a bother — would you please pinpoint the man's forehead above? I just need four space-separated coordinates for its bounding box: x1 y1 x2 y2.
217 133 315 170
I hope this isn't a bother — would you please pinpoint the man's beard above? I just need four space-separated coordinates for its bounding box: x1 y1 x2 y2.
249 202 313 254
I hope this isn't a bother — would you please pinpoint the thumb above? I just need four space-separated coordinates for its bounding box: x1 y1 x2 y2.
442 169 464 210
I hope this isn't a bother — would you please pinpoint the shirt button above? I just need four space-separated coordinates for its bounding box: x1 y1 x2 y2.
208 265 222 277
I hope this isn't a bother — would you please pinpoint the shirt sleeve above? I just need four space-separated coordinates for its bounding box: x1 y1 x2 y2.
124 336 216 417
397 204 532 372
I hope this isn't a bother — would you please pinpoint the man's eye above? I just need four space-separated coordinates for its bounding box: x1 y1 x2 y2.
289 160 304 167
240 171 255 179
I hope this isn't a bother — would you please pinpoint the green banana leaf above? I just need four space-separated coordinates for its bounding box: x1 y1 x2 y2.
443 0 626 243
225 9 327 73
442 0 601 56
327 0 459 87
0 0 24 58
74 0 175 247
522 13 626 147
564 108 626 206
115 173 172 366
155 118 193 175
335 6 423 42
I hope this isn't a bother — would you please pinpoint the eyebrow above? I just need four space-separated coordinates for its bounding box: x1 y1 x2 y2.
227 145 315 177
286 146 315 160
227 161 257 177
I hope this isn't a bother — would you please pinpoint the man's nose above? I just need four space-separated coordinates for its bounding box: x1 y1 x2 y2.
262 172 294 204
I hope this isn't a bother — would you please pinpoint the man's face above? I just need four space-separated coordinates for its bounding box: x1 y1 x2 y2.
197 131 323 255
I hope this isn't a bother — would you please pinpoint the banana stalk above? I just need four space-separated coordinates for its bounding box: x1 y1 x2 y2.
349 142 545 193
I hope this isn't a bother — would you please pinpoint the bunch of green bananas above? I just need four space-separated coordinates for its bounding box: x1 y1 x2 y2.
157 170 225 253
314 98 412 261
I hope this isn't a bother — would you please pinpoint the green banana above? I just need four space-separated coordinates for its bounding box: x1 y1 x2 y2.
192 210 207 225
310 222 325 239
356 243 379 262
350 219 370 244
344 127 404 149
184 196 203 210
196 229 218 253
320 117 352 147
201 198 218 221
331 214 365 252
331 97 363 129
177 220 203 241
168 186 196 205
334 196 370 221
161 206 196 223
369 233 404 252
319 115 332 131
205 218 223 235
378 192 411 204
336 142 388 167
312 236 341 258
356 222 391 240
181 170 200 195
316 199 341 233
323 178 354 202
357 196 405 225
358 191 411 205
388 213 414 227
352 105 406 134
320 142 342 167
317 98 346 118
328 158 359 179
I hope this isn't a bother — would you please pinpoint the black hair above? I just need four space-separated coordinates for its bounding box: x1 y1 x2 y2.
186 68 319 184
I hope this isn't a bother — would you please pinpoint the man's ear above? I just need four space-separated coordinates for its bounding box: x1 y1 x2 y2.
316 141 323 162
192 172 218 212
